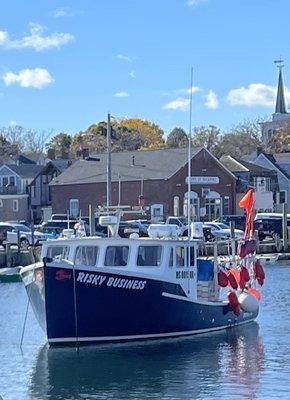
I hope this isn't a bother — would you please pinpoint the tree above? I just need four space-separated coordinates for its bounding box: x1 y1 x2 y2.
116 118 165 149
0 134 19 163
46 132 72 156
192 125 221 154
265 121 290 153
216 132 260 159
23 128 54 156
166 127 188 148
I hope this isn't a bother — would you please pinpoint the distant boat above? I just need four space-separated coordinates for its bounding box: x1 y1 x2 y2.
0 267 21 283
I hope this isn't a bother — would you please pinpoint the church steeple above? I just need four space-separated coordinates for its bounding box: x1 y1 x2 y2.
274 58 287 114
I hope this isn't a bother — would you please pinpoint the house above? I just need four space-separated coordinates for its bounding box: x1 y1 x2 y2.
28 161 68 222
0 164 43 221
243 150 290 211
50 147 237 222
220 155 279 213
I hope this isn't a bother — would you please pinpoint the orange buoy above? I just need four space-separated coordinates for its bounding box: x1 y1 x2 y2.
218 270 228 287
247 287 262 301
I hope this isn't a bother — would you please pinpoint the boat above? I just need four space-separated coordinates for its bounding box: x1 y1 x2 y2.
19 213 263 346
0 266 21 283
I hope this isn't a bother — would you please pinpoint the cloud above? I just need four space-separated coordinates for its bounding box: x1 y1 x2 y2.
53 7 74 17
205 90 218 109
0 23 74 51
163 97 190 112
116 54 132 62
129 70 135 78
114 91 129 98
227 83 290 108
2 68 54 89
187 0 207 7
9 120 18 126
175 86 201 95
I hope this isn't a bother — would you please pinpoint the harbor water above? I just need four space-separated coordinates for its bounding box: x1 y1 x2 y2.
0 263 289 400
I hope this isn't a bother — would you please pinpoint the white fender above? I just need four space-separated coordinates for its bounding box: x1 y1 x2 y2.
238 292 259 313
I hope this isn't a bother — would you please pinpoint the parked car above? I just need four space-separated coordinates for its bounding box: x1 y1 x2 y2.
204 222 244 240
125 220 150 235
218 215 246 231
166 216 214 241
166 216 189 235
254 213 290 241
118 221 148 238
0 222 46 249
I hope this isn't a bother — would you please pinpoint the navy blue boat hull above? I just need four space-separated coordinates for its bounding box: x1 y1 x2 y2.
23 265 258 345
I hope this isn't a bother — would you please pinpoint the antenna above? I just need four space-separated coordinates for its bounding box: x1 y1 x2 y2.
187 67 194 296
274 56 284 70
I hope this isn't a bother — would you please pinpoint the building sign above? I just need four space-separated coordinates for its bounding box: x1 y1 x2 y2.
186 176 219 184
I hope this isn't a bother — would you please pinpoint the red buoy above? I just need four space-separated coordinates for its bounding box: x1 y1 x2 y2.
253 260 265 281
227 270 238 290
228 291 239 309
240 266 250 282
218 270 228 287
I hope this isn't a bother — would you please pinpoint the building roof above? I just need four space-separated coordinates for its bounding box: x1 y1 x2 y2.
50 158 74 172
50 147 212 186
7 164 43 179
220 155 276 176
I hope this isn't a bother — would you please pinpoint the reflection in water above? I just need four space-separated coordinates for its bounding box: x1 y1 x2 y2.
30 322 264 400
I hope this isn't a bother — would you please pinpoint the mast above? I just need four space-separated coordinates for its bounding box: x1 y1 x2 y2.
107 113 112 208
187 67 193 295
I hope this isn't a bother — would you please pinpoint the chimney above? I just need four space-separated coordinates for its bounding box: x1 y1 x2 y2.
82 148 90 159
47 148 56 160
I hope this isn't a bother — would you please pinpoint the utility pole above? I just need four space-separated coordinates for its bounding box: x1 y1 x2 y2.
107 113 112 208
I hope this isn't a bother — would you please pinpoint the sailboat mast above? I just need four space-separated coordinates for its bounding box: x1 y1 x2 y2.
187 68 193 238
187 68 194 295
107 113 112 209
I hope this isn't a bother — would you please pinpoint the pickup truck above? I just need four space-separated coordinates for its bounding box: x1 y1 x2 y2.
0 222 46 249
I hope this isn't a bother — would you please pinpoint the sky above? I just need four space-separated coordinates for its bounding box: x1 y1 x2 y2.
0 0 290 138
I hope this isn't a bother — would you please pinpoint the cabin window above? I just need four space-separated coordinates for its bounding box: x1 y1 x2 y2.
137 245 162 267
190 247 195 266
75 246 99 267
47 246 69 261
169 248 174 267
176 246 186 267
105 246 129 267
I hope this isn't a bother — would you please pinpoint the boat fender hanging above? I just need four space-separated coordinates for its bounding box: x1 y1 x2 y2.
227 270 238 290
253 260 265 280
238 292 259 313
217 270 228 287
240 266 250 282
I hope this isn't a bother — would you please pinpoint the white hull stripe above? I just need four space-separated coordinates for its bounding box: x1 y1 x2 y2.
48 319 255 344
162 292 229 306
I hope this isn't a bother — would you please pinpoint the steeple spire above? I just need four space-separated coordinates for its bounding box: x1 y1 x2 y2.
274 58 287 114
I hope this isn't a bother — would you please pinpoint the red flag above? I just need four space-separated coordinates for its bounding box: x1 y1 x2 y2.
239 189 255 240
239 189 254 211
